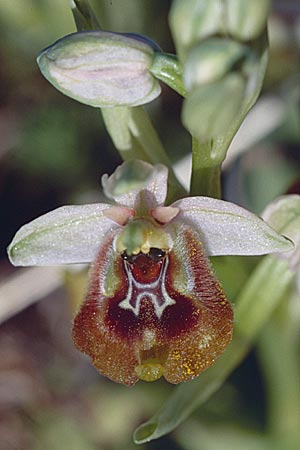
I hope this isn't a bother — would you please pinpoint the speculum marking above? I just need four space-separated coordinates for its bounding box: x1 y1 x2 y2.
118 249 176 319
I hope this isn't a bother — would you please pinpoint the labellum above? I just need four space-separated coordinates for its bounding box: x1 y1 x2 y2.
72 219 234 386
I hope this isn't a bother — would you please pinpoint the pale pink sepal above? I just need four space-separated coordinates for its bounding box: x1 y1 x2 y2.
172 196 294 256
8 204 120 266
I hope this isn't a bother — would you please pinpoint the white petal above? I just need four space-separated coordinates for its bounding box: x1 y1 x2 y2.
8 204 120 266
172 197 293 256
102 160 168 210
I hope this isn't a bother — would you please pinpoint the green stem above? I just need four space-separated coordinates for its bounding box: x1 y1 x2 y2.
234 257 293 338
150 52 187 97
258 295 300 438
190 137 221 197
71 0 100 30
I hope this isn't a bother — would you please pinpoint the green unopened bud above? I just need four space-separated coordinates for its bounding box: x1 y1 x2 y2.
37 31 161 107
184 38 247 89
169 0 224 60
226 0 271 41
182 73 245 143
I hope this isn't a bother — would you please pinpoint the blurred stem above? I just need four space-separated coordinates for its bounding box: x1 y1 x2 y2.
258 295 300 438
101 107 186 203
70 0 100 30
150 52 187 97
70 0 186 202
190 137 221 198
234 257 293 338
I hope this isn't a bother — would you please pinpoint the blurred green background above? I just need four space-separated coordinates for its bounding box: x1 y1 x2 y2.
0 1 299 450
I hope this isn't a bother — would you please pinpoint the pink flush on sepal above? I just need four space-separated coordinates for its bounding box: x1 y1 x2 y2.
7 160 293 386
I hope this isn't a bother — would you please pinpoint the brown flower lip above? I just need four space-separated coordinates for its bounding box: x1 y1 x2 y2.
72 224 234 386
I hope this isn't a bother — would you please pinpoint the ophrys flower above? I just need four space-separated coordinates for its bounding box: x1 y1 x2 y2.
8 160 293 386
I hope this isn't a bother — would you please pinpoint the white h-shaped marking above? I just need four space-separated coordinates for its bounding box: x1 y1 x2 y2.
118 256 176 319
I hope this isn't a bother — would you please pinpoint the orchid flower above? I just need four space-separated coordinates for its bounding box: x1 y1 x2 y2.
8 160 293 386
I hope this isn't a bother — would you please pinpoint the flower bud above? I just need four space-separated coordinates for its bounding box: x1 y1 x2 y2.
37 31 161 107
262 195 299 272
169 0 224 60
184 38 246 89
226 0 270 41
182 73 245 143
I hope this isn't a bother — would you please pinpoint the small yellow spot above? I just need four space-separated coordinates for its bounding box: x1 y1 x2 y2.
182 363 192 375
135 359 164 382
172 350 181 360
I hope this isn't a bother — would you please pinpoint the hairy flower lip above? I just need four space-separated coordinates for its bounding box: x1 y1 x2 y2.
72 222 234 386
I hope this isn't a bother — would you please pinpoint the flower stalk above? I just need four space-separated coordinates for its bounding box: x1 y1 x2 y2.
67 0 186 201
101 106 186 203
190 138 221 198
70 0 100 31
258 295 300 441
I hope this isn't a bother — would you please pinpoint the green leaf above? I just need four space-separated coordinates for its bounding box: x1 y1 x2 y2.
70 0 100 31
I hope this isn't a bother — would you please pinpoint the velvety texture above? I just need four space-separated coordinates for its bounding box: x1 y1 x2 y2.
72 224 234 386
